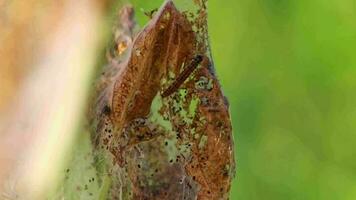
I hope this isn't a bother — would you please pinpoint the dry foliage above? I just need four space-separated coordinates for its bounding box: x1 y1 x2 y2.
90 1 235 199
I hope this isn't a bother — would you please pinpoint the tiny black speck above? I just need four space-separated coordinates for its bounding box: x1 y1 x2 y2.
102 105 111 115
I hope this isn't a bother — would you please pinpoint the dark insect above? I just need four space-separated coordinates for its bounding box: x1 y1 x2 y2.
161 55 203 98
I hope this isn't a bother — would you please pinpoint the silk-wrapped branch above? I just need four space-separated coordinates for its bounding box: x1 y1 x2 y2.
90 0 236 199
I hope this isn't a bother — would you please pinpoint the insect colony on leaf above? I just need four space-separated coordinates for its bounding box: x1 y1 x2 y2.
90 0 236 199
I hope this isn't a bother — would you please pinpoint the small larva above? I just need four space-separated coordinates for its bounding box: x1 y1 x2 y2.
161 55 203 98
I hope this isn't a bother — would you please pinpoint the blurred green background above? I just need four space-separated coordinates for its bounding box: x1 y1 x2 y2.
132 0 356 199
208 0 356 199
111 0 356 199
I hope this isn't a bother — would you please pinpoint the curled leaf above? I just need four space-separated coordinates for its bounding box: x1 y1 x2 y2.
90 1 235 199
